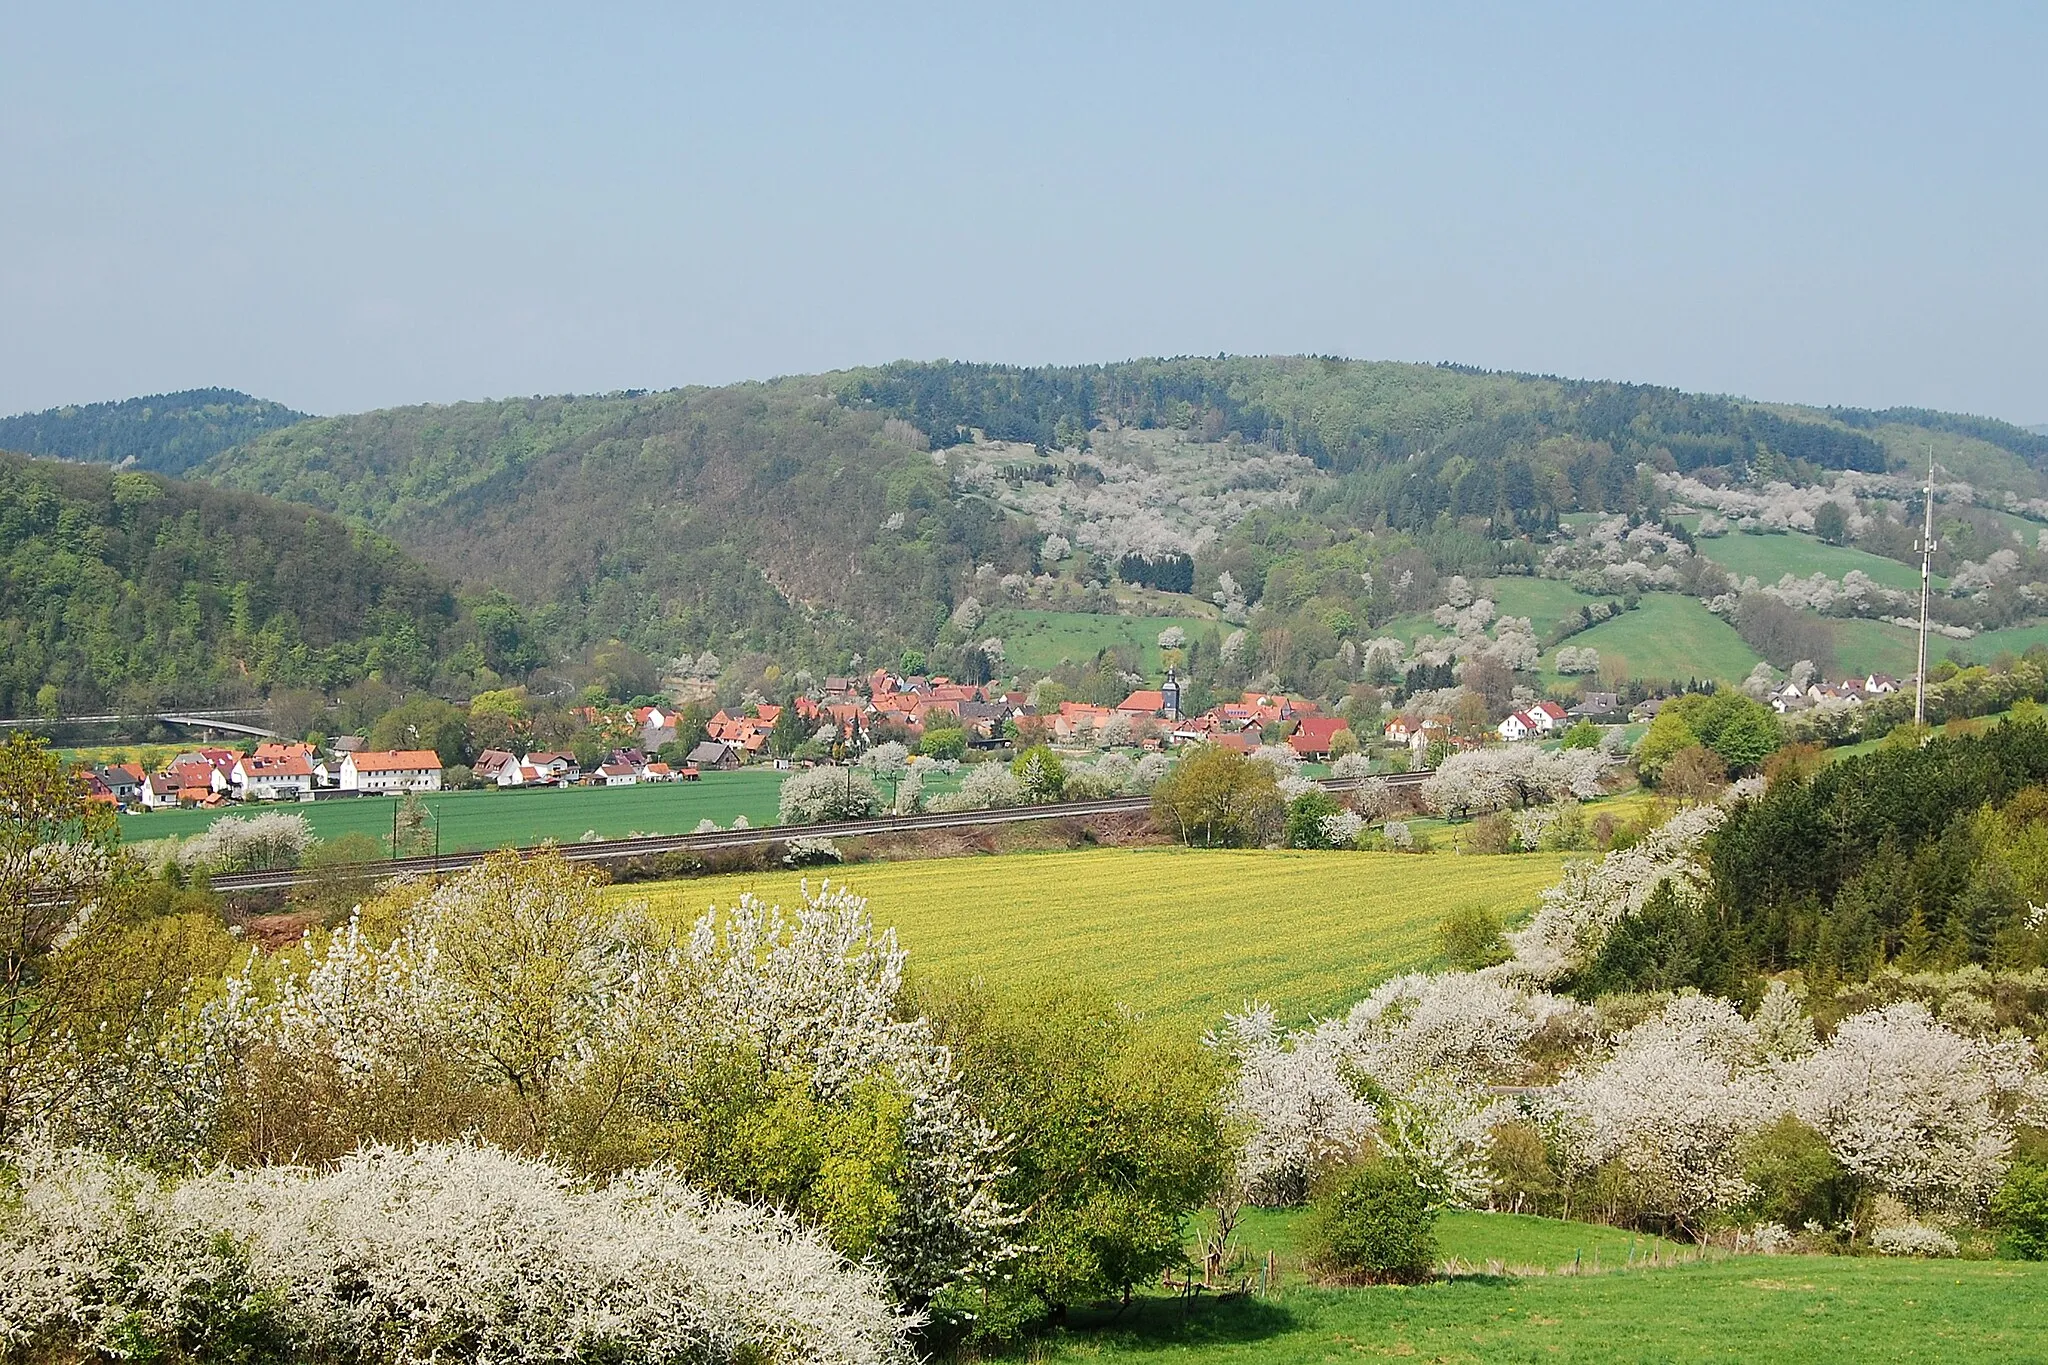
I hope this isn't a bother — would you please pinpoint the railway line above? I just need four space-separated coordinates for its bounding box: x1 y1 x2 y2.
206 769 1429 893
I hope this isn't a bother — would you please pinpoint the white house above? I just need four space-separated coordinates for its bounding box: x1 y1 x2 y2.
595 762 639 787
339 749 444 793
522 751 580 783
231 753 315 801
1497 711 1535 743
1528 700 1570 734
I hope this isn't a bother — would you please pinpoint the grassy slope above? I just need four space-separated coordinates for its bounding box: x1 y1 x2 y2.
621 847 1571 1025
1374 580 1612 652
1041 1258 2048 1365
1694 527 1934 593
116 771 788 851
982 608 1215 676
1542 595 1762 686
1831 617 1924 678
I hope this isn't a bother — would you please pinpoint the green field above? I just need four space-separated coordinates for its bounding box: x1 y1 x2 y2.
116 771 788 852
1542 594 1763 686
1374 579 1614 652
1692 525 1935 594
1830 617 1924 678
983 608 1215 675
1479 576 1613 633
1040 1255 2048 1364
1209 1206 1697 1279
620 847 1571 1024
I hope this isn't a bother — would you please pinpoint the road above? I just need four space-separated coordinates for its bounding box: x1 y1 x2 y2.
206 770 1429 892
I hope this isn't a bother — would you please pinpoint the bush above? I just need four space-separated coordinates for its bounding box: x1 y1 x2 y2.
1300 1161 1438 1285
1991 1161 2048 1260
0 1142 911 1365
1738 1116 1858 1232
1464 812 1515 855
1010 745 1067 802
1283 790 1343 848
1871 1222 1959 1257
1437 904 1509 970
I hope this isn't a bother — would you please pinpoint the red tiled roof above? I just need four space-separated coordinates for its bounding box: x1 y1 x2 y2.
350 749 442 772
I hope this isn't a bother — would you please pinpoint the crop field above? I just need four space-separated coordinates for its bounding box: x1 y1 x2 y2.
116 770 788 852
981 608 1215 675
621 847 1572 1025
1542 594 1762 686
1691 525 1935 593
1043 1255 2048 1365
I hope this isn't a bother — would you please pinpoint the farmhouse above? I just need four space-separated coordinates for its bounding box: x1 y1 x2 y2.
339 750 444 793
594 762 639 787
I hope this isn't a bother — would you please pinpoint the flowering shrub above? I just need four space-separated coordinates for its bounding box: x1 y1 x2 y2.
0 1141 913 1365
779 767 883 824
1870 1222 1960 1258
928 762 1025 812
1789 1002 2037 1214
784 835 843 867
173 812 318 873
208 856 1013 1304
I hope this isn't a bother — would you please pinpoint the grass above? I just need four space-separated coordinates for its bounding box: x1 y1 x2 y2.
619 847 1572 1026
1690 525 1936 594
981 608 1218 676
115 770 789 852
1542 595 1763 687
1037 1255 2048 1364
1830 617 1924 679
1205 1206 1696 1280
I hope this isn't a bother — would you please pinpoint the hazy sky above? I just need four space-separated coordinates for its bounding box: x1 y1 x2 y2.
3 3 2043 422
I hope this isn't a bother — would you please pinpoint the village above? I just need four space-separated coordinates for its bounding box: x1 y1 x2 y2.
77 654 1916 820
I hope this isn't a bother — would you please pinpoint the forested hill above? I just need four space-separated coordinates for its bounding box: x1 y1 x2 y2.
194 383 1038 667
185 359 2048 673
0 389 309 476
0 449 471 718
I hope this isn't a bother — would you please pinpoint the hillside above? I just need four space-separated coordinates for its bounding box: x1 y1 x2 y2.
0 449 462 717
0 388 309 476
177 358 2048 698
196 383 1039 668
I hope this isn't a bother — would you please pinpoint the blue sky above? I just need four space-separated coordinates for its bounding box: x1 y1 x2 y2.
2 2 2042 422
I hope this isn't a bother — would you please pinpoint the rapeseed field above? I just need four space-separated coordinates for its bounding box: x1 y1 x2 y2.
621 847 1571 1025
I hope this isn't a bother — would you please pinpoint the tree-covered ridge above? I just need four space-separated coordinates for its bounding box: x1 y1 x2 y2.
0 388 309 477
181 357 2048 684
198 383 1039 667
0 450 458 717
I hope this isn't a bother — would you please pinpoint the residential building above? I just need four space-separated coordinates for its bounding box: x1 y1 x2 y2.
1498 712 1535 743
686 739 741 770
231 752 315 800
1286 715 1352 760
339 750 444 793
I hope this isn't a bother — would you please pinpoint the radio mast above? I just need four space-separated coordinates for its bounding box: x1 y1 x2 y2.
1914 445 1938 729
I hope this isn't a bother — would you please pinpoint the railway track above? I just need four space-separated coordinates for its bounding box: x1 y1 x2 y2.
207 770 1430 893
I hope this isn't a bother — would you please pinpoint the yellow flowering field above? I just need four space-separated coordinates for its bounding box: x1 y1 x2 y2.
614 847 1573 1027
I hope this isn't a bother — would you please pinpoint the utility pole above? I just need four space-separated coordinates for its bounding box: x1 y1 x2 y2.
1914 444 1938 730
